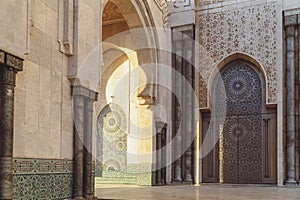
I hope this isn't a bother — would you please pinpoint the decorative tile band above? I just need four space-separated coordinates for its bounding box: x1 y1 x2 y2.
12 158 73 200
95 163 153 186
13 158 73 174
95 171 152 186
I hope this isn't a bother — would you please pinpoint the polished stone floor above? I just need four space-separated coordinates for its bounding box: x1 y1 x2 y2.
95 184 300 200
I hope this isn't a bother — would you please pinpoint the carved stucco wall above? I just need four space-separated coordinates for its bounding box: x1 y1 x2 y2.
196 1 278 108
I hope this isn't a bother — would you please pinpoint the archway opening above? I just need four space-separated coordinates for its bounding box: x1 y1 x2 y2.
95 0 156 187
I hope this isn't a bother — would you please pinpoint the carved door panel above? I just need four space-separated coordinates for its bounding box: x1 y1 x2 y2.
202 61 277 184
222 114 262 183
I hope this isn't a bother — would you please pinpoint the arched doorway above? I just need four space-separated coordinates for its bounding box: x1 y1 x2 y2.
202 59 277 184
95 0 159 186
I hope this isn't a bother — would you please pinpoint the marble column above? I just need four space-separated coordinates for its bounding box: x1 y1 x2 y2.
72 85 97 199
299 15 300 185
161 125 167 185
155 121 167 185
156 131 162 185
173 40 183 182
284 15 297 185
0 50 23 199
72 86 85 198
172 26 195 183
83 94 97 198
183 37 194 183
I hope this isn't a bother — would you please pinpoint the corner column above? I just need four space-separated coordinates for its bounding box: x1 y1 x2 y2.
284 14 297 185
83 92 97 199
72 85 97 199
0 50 23 199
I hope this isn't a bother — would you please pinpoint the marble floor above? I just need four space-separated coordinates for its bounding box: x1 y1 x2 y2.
95 184 300 200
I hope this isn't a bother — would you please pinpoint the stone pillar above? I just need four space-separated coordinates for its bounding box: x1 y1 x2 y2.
173 127 182 182
72 86 85 199
72 85 97 199
156 131 162 185
161 124 167 185
0 50 23 199
155 121 167 185
172 25 195 183
284 15 297 185
83 95 97 198
173 39 183 182
183 37 194 183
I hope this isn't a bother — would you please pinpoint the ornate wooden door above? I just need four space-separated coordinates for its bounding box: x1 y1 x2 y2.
202 60 277 184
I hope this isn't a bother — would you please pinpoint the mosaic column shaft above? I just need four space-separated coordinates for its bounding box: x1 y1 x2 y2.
284 15 297 185
0 51 23 199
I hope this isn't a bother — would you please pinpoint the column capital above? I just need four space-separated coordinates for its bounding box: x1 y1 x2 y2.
0 50 23 199
71 85 98 101
285 26 296 38
155 121 167 134
0 50 23 72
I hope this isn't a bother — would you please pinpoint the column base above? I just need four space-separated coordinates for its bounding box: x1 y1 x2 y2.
285 179 297 186
73 197 85 200
183 178 193 183
73 194 97 199
172 179 183 184
84 194 95 199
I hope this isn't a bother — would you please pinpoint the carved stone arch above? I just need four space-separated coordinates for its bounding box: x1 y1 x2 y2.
101 0 160 102
101 0 159 61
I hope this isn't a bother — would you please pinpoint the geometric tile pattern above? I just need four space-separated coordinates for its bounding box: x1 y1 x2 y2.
97 103 127 174
12 158 73 200
13 174 73 199
13 158 73 174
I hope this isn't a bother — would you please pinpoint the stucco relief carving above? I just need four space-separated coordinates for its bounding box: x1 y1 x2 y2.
154 0 168 28
154 0 167 9
198 0 224 6
0 51 4 63
102 1 124 23
173 0 191 8
197 2 278 108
